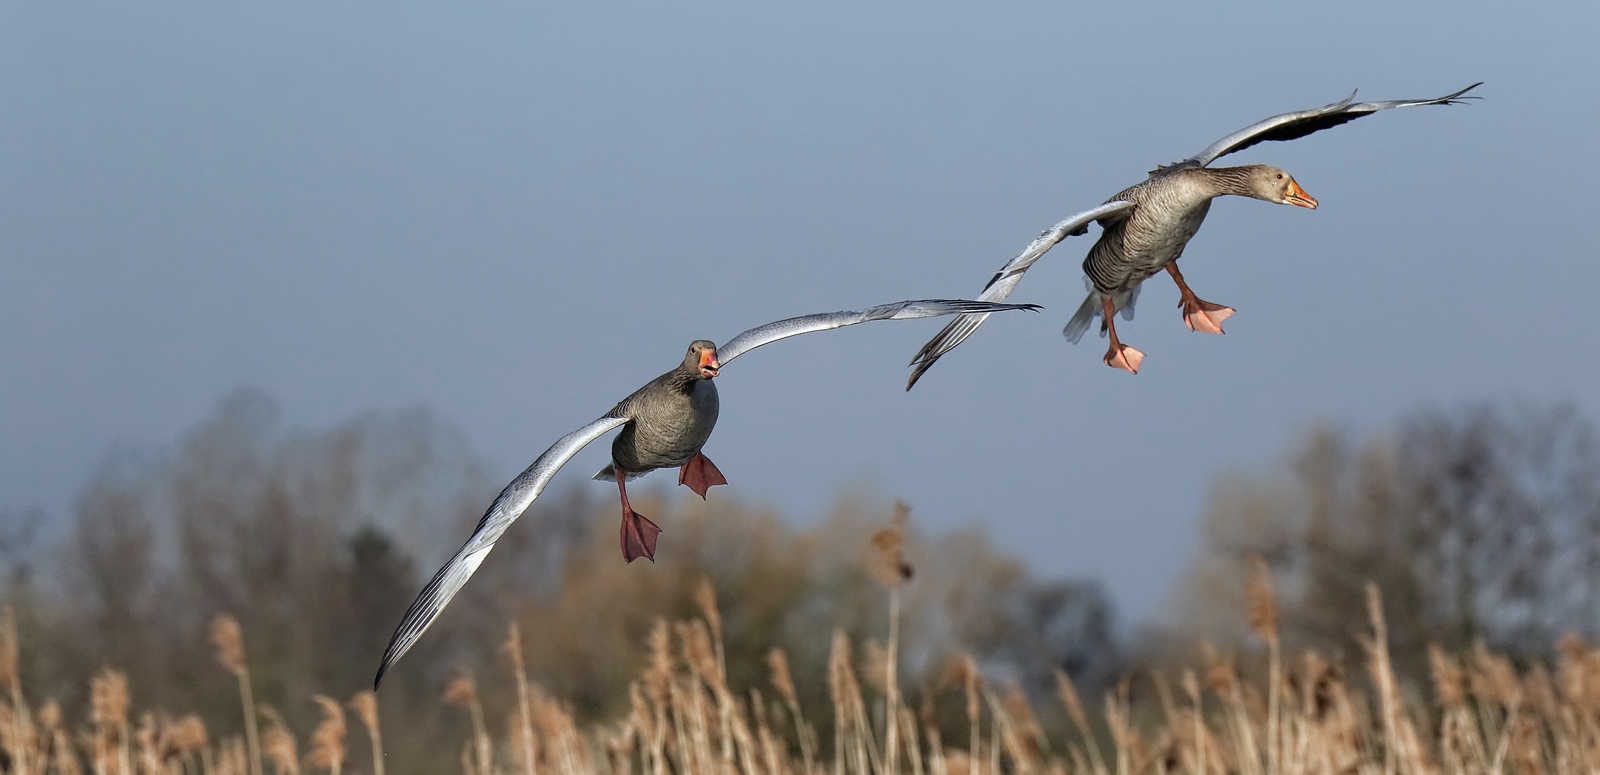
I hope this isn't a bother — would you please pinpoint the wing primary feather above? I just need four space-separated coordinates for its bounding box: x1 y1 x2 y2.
906 312 990 390
712 299 1038 368
1187 82 1482 168
373 414 627 688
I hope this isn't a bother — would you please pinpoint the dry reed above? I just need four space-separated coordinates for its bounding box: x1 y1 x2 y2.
306 696 345 775
347 691 383 775
1244 556 1280 775
870 503 912 775
9 551 1600 775
210 614 263 775
258 705 299 775
445 674 493 775
505 624 537 775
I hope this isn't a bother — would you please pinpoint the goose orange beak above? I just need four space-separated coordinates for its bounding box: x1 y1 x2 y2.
1285 179 1318 210
699 350 721 377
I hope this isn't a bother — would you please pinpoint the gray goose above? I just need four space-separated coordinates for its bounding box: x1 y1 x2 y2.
374 297 1038 686
907 82 1480 384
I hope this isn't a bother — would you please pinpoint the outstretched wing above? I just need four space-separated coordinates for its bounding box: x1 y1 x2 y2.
905 200 1135 390
713 299 1041 368
374 414 629 688
1178 82 1481 170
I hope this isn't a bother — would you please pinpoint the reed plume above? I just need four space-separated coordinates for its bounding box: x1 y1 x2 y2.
503 623 537 775
444 674 492 775
89 668 130 775
347 692 383 775
693 579 725 677
1244 555 1280 775
870 502 912 775
767 647 814 775
39 700 82 775
163 714 208 775
134 713 158 775
306 696 345 775
0 605 32 775
257 706 298 775
937 654 981 775
210 614 263 775
1054 669 1106 775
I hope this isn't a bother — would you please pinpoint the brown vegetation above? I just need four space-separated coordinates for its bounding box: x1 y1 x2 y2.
0 390 1112 773
0 554 1598 774
9 391 1600 774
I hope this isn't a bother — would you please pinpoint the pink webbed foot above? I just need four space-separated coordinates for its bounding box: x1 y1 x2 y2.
1180 297 1235 335
620 510 662 563
1103 343 1145 374
677 452 728 499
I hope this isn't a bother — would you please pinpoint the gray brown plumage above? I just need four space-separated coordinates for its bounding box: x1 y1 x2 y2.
595 341 721 483
1080 167 1308 306
906 83 1480 385
593 340 725 564
1062 164 1317 372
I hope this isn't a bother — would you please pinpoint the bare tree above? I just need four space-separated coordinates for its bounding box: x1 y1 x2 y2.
1172 401 1600 684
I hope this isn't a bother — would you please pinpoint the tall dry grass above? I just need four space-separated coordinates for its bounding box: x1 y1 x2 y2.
7 513 1600 775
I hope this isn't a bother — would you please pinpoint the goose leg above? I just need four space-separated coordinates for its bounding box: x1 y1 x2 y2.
677 451 728 499
1165 261 1233 334
616 468 662 563
1101 296 1145 374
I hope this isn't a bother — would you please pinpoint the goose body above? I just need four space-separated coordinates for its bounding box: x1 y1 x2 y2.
1083 169 1223 297
1059 165 1318 369
907 82 1480 385
599 362 720 477
373 297 1041 687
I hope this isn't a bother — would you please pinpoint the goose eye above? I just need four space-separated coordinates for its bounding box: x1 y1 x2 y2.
1275 173 1284 180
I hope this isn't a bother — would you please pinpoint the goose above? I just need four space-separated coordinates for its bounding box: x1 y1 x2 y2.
906 82 1481 385
373 297 1039 686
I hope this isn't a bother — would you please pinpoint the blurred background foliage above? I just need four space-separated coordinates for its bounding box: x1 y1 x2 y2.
1160 400 1600 682
2 388 1598 771
0 388 1120 771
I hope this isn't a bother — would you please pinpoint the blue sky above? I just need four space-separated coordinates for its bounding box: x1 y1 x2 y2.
3 2 1596 623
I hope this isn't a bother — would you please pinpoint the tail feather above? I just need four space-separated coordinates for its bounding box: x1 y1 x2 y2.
1064 283 1140 343
1120 284 1141 321
592 465 648 482
1062 291 1101 344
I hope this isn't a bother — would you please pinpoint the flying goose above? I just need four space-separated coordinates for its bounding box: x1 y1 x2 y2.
906 82 1481 384
374 297 1039 686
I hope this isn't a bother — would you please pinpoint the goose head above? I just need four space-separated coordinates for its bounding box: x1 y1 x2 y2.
1243 165 1318 209
682 340 720 379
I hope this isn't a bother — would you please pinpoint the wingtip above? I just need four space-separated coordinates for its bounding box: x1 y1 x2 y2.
1450 81 1485 103
372 595 431 692
374 639 403 690
905 357 935 391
